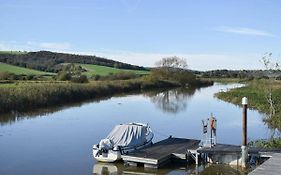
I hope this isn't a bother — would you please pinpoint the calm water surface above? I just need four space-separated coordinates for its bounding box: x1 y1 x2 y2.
0 83 272 175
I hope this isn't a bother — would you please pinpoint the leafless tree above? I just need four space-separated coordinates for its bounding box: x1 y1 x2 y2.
153 56 195 86
155 56 187 70
260 53 280 120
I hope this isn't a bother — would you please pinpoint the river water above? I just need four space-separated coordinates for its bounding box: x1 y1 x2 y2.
0 83 273 175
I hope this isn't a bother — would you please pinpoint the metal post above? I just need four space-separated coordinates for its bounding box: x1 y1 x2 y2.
195 152 198 165
210 126 213 146
242 97 247 146
241 97 248 168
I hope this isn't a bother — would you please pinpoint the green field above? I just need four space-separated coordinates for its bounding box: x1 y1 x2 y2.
0 62 53 75
0 62 149 76
0 51 27 55
79 64 149 76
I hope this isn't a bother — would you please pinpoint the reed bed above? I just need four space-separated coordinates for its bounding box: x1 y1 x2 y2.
0 79 178 113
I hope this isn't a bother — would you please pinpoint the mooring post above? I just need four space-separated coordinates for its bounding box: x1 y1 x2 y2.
241 97 248 168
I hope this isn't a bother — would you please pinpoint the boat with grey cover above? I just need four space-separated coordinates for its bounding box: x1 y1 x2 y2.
93 123 154 162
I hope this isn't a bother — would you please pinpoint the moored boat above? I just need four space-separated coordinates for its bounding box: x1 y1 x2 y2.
93 123 154 162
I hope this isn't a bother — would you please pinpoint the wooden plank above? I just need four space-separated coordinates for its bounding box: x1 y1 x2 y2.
249 153 281 175
122 137 200 167
127 137 200 158
198 144 241 153
122 137 281 169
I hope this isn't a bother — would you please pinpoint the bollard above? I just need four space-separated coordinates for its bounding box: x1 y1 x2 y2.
241 97 248 168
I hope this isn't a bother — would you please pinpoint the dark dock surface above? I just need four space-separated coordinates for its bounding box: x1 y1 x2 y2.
249 153 281 175
198 143 241 153
122 137 281 169
122 137 200 168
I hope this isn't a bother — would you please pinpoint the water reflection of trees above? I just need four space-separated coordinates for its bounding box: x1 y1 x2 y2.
0 87 197 125
144 88 196 114
92 162 246 175
0 96 111 126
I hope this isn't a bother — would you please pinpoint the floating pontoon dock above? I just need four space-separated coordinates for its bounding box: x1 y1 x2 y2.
249 153 281 175
121 137 281 169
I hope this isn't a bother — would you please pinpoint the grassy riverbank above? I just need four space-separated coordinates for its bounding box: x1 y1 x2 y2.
216 79 281 147
0 79 180 113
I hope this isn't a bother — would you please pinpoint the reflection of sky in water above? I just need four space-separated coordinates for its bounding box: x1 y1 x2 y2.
0 83 270 175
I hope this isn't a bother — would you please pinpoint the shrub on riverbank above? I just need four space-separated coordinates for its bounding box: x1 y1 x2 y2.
91 72 140 81
0 79 178 113
249 138 281 148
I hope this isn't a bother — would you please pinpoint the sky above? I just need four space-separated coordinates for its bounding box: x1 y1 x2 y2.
0 0 281 70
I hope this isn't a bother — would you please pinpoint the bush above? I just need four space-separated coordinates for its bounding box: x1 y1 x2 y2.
92 74 101 81
0 72 15 80
70 75 88 83
27 74 35 80
97 72 140 81
56 71 71 81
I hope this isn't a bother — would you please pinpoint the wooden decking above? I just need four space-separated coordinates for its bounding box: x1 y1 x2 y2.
249 153 281 175
122 137 200 168
198 143 241 153
121 137 281 169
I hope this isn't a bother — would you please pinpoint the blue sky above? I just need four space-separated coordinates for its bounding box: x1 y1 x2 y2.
0 0 280 70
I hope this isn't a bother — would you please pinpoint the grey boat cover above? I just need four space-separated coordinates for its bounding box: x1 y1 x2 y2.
106 123 147 147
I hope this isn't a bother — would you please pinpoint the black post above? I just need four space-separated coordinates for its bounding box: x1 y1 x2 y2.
242 97 248 146
241 97 248 168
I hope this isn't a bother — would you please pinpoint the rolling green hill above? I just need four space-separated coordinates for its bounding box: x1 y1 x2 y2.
0 50 148 73
80 64 149 76
0 62 148 76
0 62 53 75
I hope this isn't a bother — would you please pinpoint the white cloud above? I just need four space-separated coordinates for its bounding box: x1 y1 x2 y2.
0 41 72 52
39 42 71 50
0 41 31 51
216 26 275 37
120 0 142 12
0 43 8 50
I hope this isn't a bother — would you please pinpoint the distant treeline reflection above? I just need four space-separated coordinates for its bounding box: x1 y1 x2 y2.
144 88 197 114
0 97 110 125
0 86 210 125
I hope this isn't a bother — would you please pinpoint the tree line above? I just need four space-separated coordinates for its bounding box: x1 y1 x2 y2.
199 69 281 79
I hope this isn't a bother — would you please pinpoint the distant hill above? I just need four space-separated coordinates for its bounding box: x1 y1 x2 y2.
0 51 148 73
197 69 281 79
0 62 53 75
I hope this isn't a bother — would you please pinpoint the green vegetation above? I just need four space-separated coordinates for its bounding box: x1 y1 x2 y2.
0 79 179 113
55 63 88 83
152 56 213 87
249 138 281 148
80 64 149 76
216 79 281 148
92 72 141 81
0 50 147 73
0 54 213 115
198 69 281 79
216 80 281 130
0 51 27 55
0 62 52 75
